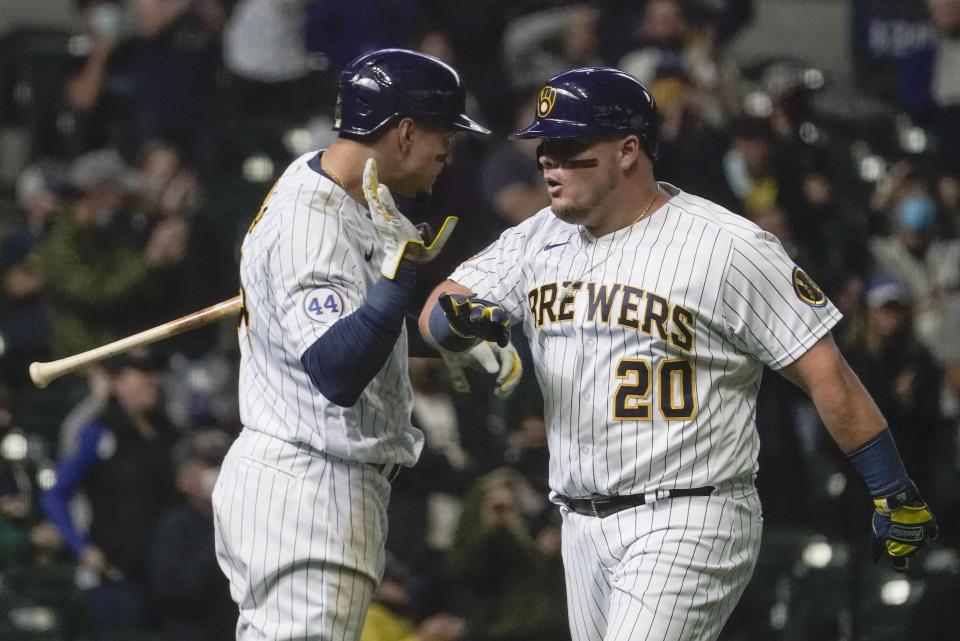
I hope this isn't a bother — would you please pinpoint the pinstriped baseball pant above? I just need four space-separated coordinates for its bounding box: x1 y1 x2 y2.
560 487 762 641
213 429 391 641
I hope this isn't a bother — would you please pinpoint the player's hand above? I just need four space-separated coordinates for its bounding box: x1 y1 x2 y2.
438 293 510 348
440 341 522 398
362 158 457 279
871 481 938 572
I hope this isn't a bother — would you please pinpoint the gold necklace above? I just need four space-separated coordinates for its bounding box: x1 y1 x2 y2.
632 186 661 226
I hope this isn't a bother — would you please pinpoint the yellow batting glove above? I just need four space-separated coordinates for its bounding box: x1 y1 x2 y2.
362 158 457 279
871 482 938 572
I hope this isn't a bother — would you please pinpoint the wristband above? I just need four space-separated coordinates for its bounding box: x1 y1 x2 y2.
847 428 911 498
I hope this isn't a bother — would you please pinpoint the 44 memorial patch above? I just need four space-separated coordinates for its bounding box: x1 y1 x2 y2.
302 286 345 322
792 267 826 307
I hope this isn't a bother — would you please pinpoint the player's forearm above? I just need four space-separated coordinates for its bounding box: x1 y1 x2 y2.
302 263 416 406
780 335 887 453
418 279 473 349
782 335 918 499
806 360 887 454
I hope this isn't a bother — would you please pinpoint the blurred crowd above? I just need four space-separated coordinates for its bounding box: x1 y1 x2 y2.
2 0 960 640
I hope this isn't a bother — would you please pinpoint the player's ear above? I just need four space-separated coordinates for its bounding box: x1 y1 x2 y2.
396 118 416 156
619 135 641 172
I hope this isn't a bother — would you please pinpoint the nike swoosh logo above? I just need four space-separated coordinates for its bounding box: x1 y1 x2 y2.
543 241 569 251
364 246 374 262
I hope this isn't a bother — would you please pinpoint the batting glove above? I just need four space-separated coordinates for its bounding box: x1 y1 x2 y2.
441 341 522 398
871 481 938 572
438 293 510 348
362 158 457 280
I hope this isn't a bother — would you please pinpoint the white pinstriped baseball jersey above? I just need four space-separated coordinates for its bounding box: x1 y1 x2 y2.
216 151 416 640
450 183 842 500
237 151 423 466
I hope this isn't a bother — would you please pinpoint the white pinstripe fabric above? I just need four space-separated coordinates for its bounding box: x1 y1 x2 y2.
560 486 762 641
213 429 389 641
450 184 841 498
221 151 419 641
237 151 423 467
449 183 840 639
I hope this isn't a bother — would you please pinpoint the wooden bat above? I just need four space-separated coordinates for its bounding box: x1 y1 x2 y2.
29 295 242 389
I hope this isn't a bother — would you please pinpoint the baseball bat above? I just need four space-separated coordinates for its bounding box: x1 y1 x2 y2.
29 295 242 389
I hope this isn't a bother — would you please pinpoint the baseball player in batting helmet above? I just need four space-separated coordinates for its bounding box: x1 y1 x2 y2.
513 66 661 161
213 48 520 641
421 66 937 641
334 48 490 139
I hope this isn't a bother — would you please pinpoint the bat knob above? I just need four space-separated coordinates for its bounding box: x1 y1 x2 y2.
29 362 49 389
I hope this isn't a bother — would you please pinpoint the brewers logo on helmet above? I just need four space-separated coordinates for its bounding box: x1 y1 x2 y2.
537 86 557 117
514 67 661 159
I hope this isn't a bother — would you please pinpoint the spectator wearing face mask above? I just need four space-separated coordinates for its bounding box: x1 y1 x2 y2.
40 149 186 357
63 0 139 155
870 186 960 350
9 160 67 239
149 428 236 641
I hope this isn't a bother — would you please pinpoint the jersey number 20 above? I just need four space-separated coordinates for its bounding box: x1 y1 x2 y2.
613 358 697 421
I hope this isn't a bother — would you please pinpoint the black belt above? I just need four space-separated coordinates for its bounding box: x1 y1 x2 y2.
558 486 715 518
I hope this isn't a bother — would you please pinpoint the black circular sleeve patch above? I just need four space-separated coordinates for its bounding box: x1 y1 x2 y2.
792 267 827 307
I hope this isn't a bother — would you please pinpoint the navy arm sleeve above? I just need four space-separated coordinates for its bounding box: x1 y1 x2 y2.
41 420 104 555
301 262 417 406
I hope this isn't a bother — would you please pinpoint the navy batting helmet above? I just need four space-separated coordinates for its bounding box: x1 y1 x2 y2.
513 67 660 159
334 48 490 138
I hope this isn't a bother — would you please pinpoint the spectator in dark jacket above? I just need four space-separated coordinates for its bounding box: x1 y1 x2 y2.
844 278 945 495
41 348 177 640
0 230 52 390
41 149 186 357
149 428 236 641
447 468 569 641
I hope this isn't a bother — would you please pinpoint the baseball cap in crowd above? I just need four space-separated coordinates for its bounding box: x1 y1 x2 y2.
16 160 66 207
896 194 937 233
866 277 912 309
67 149 140 193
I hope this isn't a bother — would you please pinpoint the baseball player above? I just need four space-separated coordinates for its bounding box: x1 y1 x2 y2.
212 49 520 641
419 68 938 641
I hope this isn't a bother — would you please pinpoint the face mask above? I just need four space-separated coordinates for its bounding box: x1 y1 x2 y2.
90 3 126 39
898 195 936 232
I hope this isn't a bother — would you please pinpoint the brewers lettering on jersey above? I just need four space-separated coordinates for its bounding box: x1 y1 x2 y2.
420 67 937 641
212 49 493 641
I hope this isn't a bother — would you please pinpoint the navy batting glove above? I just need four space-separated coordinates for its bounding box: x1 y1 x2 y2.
871 481 938 573
438 293 510 348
